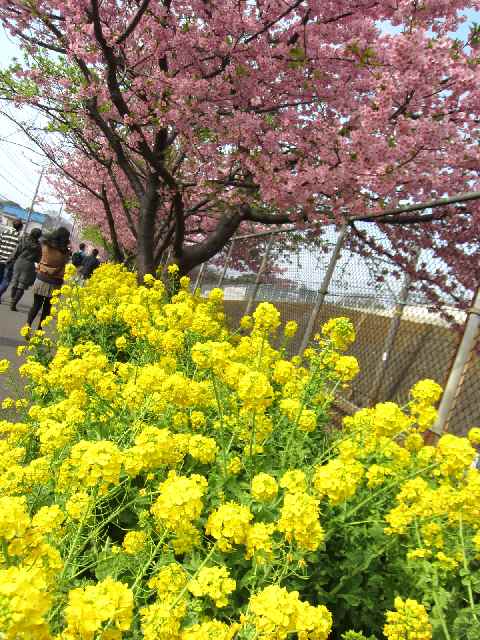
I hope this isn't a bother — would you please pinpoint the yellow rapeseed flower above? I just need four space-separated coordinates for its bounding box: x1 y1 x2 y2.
384 597 432 640
251 473 278 502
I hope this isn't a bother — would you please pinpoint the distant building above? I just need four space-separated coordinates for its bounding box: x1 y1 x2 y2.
0 198 47 233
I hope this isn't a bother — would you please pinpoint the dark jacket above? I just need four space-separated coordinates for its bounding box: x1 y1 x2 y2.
15 235 42 264
80 255 101 279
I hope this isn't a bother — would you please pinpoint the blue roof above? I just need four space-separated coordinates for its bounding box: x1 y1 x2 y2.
0 201 46 225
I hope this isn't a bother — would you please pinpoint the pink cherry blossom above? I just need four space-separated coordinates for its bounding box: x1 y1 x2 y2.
0 0 478 308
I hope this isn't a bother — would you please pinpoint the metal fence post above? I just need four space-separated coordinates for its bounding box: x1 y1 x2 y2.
368 249 420 405
194 262 206 292
160 247 172 279
218 239 235 287
298 224 348 354
244 233 274 316
433 286 480 435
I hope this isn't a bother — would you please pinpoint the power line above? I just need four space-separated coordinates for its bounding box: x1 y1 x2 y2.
0 147 38 193
0 137 46 157
0 168 32 199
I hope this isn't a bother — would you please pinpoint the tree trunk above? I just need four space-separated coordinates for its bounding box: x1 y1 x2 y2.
102 187 124 263
177 207 245 275
136 175 160 280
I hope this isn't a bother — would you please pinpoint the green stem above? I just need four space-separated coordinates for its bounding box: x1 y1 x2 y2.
459 514 479 624
212 375 227 476
414 522 452 640
432 585 452 640
282 363 321 468
131 533 168 594
343 462 439 522
58 495 95 583
1 539 10 566
249 411 257 462
172 542 217 607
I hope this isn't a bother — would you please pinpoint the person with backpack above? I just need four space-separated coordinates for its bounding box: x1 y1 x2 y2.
9 227 42 311
79 248 101 280
71 243 86 269
27 227 70 330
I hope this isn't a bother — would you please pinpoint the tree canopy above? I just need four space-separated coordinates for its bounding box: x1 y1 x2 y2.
0 1 479 297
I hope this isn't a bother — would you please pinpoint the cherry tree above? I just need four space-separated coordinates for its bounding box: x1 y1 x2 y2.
1 1 480 286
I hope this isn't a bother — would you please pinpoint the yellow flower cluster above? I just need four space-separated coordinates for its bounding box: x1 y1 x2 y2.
383 597 432 640
1 263 475 640
148 563 186 596
313 458 364 505
182 620 240 639
122 530 147 555
251 473 278 502
151 471 207 553
206 502 253 552
320 316 356 351
247 585 332 639
187 566 236 608
0 565 51 640
63 577 133 639
58 439 123 493
277 491 325 551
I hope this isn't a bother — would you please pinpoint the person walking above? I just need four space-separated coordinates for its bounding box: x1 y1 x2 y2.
0 219 23 303
71 242 87 283
79 248 101 280
71 243 86 268
27 226 70 330
9 227 42 311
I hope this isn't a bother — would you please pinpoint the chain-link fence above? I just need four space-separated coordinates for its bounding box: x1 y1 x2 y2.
191 224 479 437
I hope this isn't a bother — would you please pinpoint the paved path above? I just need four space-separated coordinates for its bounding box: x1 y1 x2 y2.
0 289 34 402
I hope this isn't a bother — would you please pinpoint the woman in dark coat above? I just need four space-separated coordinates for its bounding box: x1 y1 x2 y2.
10 227 42 311
27 227 70 329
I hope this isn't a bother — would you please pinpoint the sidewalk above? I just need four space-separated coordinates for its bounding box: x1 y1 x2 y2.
0 289 33 401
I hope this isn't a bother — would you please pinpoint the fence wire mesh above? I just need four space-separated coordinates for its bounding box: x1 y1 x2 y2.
193 225 478 436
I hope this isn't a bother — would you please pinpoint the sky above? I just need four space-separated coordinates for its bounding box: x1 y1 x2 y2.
0 26 62 215
0 8 478 219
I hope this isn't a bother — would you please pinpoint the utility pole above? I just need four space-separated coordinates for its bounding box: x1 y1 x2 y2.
55 201 64 224
23 167 44 234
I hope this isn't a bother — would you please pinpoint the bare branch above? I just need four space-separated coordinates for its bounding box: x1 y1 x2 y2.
245 0 305 44
116 0 151 44
351 191 480 223
362 211 451 225
244 209 292 225
15 31 67 54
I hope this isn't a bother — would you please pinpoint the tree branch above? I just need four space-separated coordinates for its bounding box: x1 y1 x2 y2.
350 223 464 305
350 191 480 223
91 0 130 119
86 97 145 198
359 211 452 225
116 0 151 44
244 209 292 224
14 31 67 54
179 205 248 272
245 0 305 44
172 191 185 257
107 165 138 238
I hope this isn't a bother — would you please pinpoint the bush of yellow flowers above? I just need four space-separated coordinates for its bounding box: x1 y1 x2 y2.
0 262 479 640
